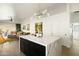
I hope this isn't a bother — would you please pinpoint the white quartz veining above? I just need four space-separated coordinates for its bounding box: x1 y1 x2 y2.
20 35 60 46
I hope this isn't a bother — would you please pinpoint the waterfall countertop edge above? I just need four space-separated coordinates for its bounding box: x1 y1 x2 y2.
19 35 60 46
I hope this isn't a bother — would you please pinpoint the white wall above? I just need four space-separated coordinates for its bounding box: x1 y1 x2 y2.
21 4 68 35
29 12 69 36
0 4 15 20
0 23 16 32
21 12 70 38
71 12 79 23
70 4 79 23
49 12 70 36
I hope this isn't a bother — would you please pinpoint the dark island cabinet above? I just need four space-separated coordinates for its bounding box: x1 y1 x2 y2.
20 38 45 56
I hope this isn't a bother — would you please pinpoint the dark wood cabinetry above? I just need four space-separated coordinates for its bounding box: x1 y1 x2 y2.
20 38 45 56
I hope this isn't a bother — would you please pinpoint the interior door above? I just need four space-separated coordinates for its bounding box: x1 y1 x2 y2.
16 24 21 32
73 23 79 40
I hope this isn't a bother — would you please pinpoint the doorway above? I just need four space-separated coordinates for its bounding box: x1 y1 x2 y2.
72 23 79 40
16 24 21 32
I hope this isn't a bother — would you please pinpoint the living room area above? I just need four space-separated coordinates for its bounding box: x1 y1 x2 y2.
0 22 25 55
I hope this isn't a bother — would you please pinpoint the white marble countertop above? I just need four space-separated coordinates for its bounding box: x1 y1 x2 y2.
20 35 60 46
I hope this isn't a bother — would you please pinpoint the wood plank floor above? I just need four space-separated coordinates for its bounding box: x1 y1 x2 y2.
62 39 79 56
0 37 79 56
0 39 25 56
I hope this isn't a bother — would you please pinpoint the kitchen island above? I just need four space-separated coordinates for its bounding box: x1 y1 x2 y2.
20 35 61 56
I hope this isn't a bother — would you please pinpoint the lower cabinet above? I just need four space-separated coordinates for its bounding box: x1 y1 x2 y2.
20 38 45 56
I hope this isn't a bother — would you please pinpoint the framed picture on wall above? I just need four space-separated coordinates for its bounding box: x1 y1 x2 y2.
27 24 30 31
23 25 26 30
35 22 43 37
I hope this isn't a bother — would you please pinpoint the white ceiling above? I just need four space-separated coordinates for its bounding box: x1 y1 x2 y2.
13 3 66 20
0 3 67 23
